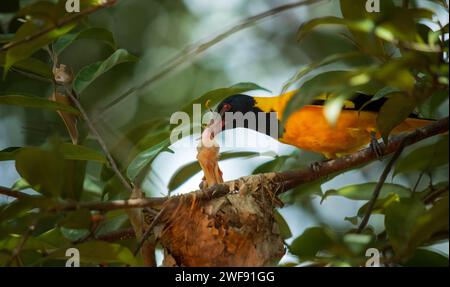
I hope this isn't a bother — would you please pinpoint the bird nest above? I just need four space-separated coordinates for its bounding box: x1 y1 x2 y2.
155 173 286 267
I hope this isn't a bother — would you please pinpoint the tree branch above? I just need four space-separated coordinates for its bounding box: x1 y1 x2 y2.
0 186 165 211
0 0 117 52
95 227 135 242
1 118 447 214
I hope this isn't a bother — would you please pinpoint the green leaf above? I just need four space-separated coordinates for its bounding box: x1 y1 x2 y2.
180 82 269 116
282 51 372 93
1 52 52 79
385 198 427 255
36 228 70 248
342 233 373 255
168 151 259 191
4 20 76 75
340 0 387 56
59 143 106 163
0 95 79 114
1 144 106 164
289 227 334 260
273 209 292 240
62 159 86 200
394 135 449 176
252 156 290 174
322 183 410 202
281 70 381 129
0 233 55 253
376 92 417 143
0 34 14 44
94 211 129 237
73 49 138 94
0 200 34 223
126 138 171 181
0 147 21 161
3 1 110 75
107 120 170 175
53 27 116 55
298 16 363 42
282 180 323 204
48 241 138 266
11 178 32 190
58 209 92 230
344 216 359 225
15 1 66 21
409 196 449 251
102 176 129 200
403 248 449 267
371 86 401 102
109 118 168 160
60 227 90 242
10 141 86 200
168 162 200 191
419 90 449 118
356 192 402 217
15 148 66 197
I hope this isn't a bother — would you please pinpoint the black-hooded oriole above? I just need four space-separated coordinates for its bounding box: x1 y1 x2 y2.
214 90 433 159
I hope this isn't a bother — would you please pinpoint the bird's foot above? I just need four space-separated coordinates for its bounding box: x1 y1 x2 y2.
370 131 384 161
310 161 323 173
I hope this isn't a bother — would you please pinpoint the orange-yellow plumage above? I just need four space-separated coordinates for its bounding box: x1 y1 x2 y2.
254 92 433 158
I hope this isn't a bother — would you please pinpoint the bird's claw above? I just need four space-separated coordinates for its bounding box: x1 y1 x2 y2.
370 132 384 161
310 161 323 173
199 176 207 191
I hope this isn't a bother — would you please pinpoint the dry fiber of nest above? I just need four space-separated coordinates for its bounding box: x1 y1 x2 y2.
154 175 286 267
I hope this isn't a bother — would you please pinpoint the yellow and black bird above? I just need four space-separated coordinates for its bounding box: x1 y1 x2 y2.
214 90 433 159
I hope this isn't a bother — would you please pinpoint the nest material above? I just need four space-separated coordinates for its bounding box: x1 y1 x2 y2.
156 175 286 267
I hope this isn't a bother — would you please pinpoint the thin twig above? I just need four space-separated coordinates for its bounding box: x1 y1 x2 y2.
0 186 34 200
98 0 326 116
54 195 167 212
133 208 165 256
65 88 133 193
423 186 449 205
95 228 135 241
1 0 117 52
4 218 38 267
356 137 410 233
412 171 425 194
10 67 52 83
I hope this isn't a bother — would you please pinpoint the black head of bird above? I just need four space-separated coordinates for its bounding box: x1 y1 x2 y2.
215 94 274 135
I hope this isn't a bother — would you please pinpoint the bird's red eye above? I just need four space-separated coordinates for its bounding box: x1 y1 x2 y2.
223 103 231 112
